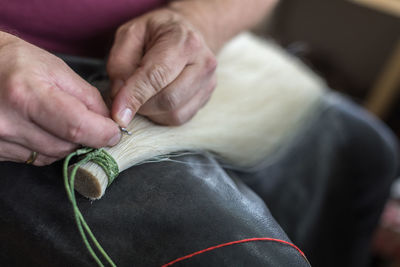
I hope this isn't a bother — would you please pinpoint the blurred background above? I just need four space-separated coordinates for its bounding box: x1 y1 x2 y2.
255 0 400 266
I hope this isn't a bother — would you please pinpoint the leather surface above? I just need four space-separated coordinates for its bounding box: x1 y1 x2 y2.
0 153 309 266
236 94 399 267
0 55 398 267
1 55 310 267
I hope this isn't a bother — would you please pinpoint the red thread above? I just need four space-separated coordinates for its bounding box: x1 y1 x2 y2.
161 237 308 267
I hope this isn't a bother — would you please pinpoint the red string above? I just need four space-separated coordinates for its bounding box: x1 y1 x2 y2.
161 237 308 267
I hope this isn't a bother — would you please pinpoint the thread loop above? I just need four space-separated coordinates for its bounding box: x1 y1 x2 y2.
64 147 118 267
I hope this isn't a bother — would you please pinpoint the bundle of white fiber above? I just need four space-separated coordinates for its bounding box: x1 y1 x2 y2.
74 33 326 199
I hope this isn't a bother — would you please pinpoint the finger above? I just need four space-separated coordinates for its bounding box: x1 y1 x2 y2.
139 52 217 116
107 23 146 97
146 75 216 125
138 64 207 115
111 36 195 127
5 119 78 158
54 60 111 117
29 85 121 148
0 140 58 166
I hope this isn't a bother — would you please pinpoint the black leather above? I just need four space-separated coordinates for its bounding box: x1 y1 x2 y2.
236 94 399 267
0 55 398 267
0 154 309 266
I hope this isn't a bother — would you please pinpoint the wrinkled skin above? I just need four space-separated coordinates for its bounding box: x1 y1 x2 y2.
0 34 121 165
108 8 218 126
0 0 277 165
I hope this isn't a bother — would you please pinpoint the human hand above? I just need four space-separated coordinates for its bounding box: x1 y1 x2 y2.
0 33 121 166
107 8 217 126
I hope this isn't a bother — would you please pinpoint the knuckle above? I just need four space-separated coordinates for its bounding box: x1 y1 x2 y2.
167 110 187 126
202 91 213 108
127 88 148 110
209 75 217 93
124 23 139 37
159 20 186 39
115 24 129 38
86 86 103 107
185 31 202 52
66 118 85 143
3 75 27 110
158 91 180 111
115 23 141 44
52 56 67 67
201 80 216 109
0 118 10 139
201 78 217 109
204 55 218 74
173 23 186 35
144 63 171 92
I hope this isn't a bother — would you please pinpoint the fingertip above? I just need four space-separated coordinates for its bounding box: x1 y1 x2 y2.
114 108 133 128
111 90 135 127
107 131 122 147
103 117 122 146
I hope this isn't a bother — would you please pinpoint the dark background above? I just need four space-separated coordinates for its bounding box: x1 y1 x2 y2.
255 0 400 265
256 0 400 133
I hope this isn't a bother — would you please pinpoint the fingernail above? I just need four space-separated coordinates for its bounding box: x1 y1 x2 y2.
111 79 124 98
108 132 121 147
118 108 133 127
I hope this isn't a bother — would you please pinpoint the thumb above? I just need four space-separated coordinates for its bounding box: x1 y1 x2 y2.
111 41 188 127
107 23 145 98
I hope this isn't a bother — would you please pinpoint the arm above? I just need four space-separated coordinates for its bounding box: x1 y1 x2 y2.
169 0 278 52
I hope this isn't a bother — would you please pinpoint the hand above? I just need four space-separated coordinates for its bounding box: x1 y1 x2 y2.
107 8 217 126
0 33 121 166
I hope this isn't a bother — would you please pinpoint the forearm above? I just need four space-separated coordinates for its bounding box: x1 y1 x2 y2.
168 0 278 52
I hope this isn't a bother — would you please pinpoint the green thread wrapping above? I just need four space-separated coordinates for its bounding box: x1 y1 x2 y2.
82 148 119 186
63 147 119 267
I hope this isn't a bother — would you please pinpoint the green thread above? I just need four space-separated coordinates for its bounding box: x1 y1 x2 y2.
63 147 119 267
80 148 119 186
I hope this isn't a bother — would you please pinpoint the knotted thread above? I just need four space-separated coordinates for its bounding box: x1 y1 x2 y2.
63 147 118 267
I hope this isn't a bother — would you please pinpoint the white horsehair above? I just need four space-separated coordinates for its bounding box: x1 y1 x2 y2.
74 33 326 200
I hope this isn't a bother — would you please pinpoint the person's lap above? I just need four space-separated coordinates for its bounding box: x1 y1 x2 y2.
1 55 397 267
235 94 398 266
0 152 310 266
